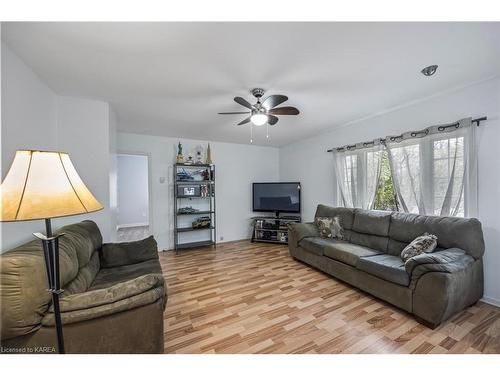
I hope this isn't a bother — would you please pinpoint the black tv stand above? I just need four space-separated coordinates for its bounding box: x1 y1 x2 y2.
251 215 301 245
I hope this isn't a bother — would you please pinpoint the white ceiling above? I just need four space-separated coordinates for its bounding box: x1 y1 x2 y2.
2 22 500 146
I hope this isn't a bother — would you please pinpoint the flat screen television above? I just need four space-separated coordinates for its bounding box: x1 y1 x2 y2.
253 182 301 214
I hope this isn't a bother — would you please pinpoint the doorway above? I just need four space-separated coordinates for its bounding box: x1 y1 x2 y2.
116 153 151 242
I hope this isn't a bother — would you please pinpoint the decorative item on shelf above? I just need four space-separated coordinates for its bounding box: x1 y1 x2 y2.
182 187 196 196
185 153 194 165
192 216 211 229
178 206 199 214
279 232 288 243
201 168 210 181
200 184 209 197
0 150 103 354
176 168 194 180
205 143 213 164
195 145 204 164
176 142 185 164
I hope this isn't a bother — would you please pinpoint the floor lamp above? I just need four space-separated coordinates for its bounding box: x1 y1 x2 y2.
0 150 103 354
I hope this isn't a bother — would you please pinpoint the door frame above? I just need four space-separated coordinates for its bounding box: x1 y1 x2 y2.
116 151 154 237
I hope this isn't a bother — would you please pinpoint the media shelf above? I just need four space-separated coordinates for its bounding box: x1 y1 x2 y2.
173 163 216 253
251 216 301 245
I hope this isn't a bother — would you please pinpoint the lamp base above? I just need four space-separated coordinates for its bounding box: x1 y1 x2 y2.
33 218 65 354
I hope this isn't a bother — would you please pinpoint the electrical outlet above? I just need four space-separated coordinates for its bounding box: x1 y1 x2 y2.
220 236 224 241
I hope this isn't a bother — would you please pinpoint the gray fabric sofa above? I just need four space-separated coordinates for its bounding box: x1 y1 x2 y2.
288 205 484 328
0 220 167 353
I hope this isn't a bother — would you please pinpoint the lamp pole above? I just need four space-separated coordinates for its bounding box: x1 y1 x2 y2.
34 218 65 354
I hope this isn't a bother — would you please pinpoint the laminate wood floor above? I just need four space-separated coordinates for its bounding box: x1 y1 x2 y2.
160 241 500 354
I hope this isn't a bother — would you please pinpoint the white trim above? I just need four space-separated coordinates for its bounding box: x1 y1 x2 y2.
481 296 500 308
116 222 149 229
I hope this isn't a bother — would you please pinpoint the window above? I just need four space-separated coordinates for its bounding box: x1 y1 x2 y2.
432 137 465 216
334 118 476 217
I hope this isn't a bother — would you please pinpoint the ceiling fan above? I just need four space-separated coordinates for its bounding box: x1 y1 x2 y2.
218 88 300 126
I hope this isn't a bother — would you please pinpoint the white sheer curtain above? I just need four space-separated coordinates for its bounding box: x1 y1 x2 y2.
333 142 384 210
385 117 477 217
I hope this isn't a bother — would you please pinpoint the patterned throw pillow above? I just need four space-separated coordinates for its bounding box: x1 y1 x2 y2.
315 216 344 239
400 233 438 262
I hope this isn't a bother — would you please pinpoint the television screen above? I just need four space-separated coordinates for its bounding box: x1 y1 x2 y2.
253 182 301 213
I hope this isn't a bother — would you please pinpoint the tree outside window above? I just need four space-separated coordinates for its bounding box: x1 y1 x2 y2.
373 151 399 211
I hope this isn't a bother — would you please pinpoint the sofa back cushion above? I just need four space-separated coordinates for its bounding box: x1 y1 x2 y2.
388 212 484 259
314 205 354 241
350 209 391 252
0 220 102 340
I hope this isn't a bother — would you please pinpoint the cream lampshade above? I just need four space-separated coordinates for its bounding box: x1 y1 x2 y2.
1 150 102 221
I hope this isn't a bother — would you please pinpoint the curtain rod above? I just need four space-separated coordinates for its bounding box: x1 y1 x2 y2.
326 116 487 153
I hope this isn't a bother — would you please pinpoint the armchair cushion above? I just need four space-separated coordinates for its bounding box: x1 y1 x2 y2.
42 274 165 326
100 236 158 268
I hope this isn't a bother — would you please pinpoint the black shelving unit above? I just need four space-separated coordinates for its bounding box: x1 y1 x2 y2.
251 216 301 244
174 163 216 253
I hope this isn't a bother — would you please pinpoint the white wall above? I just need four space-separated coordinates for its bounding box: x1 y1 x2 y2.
54 95 113 242
117 154 150 227
279 77 500 306
1 42 115 250
117 133 279 250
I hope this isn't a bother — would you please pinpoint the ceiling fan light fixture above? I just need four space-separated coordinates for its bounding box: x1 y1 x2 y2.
250 113 268 126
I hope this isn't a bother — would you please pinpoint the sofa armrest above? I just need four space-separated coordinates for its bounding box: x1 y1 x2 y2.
42 274 165 326
406 248 476 292
101 235 158 268
405 248 467 275
287 222 319 246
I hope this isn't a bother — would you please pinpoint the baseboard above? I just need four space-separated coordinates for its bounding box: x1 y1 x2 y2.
480 296 500 307
117 222 149 229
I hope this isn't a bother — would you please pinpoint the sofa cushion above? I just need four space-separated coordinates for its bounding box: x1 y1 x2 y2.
349 232 389 253
90 259 163 290
100 236 158 268
323 241 381 267
389 212 485 259
64 251 101 295
387 238 409 256
353 209 392 237
357 254 410 286
57 220 103 270
299 237 335 256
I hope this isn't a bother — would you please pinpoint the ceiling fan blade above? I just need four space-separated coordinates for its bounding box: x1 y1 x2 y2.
262 95 288 110
218 111 251 115
234 97 254 110
268 115 279 126
237 117 251 126
268 106 300 115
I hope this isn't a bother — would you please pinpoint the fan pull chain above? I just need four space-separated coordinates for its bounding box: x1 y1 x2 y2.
250 123 253 143
266 123 269 140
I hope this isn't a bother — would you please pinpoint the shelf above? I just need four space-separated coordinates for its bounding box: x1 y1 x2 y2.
176 240 215 250
175 180 214 184
252 216 301 222
176 163 212 168
177 210 214 216
176 226 215 233
177 195 213 199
